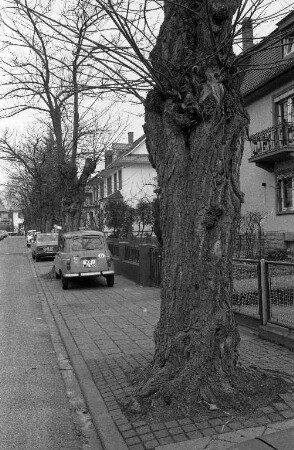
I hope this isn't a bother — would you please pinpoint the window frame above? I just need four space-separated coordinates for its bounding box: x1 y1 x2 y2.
282 34 294 58
276 172 294 214
107 176 112 196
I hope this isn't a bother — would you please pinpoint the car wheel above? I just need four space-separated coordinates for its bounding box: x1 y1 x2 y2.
106 274 114 287
35 255 40 262
61 273 69 290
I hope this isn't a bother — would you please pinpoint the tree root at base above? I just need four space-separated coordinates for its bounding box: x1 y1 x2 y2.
122 364 290 420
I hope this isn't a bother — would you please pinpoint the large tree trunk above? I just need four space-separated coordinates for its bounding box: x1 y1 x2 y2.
140 0 249 405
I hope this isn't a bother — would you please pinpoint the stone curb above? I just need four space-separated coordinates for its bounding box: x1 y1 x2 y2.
29 257 128 450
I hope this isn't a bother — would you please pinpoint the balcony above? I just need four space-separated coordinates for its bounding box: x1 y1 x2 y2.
249 122 294 171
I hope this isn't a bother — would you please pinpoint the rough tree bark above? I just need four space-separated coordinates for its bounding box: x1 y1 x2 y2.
140 0 249 405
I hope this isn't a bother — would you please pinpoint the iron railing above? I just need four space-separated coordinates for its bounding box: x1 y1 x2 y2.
249 122 294 157
108 242 119 258
150 247 162 286
124 245 140 263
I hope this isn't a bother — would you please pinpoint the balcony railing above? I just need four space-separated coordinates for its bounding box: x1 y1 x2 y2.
249 123 294 165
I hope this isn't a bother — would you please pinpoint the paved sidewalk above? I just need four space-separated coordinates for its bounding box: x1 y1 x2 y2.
32 257 294 450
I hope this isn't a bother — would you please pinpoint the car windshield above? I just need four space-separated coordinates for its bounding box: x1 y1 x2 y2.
71 236 104 251
37 233 58 242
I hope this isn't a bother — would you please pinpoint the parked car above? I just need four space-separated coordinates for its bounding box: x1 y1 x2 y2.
0 230 8 238
0 231 4 240
54 230 115 290
31 232 59 261
26 230 37 247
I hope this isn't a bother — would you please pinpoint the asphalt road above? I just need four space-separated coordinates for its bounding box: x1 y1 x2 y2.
0 236 97 450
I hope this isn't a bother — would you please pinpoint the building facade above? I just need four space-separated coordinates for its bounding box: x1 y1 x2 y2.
240 11 294 250
83 132 157 232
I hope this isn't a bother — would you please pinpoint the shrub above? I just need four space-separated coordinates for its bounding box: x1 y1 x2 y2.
264 249 288 261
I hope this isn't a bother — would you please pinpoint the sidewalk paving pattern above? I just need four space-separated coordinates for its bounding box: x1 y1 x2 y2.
33 258 294 450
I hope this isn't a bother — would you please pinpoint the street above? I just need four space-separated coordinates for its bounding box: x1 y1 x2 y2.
0 236 100 450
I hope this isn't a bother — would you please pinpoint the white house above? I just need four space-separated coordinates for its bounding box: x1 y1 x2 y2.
240 11 294 250
83 132 157 231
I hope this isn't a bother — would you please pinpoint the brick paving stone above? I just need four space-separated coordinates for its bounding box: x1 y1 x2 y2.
125 436 141 445
228 421 244 430
172 434 189 442
242 419 260 428
129 444 145 450
157 436 174 445
268 412 284 422
154 429 169 439
140 433 156 442
196 421 211 429
136 426 151 435
144 440 160 449
182 423 197 433
122 429 137 439
165 420 179 428
201 427 216 436
150 422 166 431
260 406 275 414
273 402 290 411
178 418 193 425
255 416 271 425
209 418 224 426
118 423 132 431
168 426 184 435
133 421 147 428
187 430 203 439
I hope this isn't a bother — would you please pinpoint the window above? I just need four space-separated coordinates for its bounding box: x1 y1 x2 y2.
107 176 112 196
277 174 294 212
99 182 104 199
276 95 294 123
114 173 118 192
275 94 294 146
283 34 294 57
118 170 122 190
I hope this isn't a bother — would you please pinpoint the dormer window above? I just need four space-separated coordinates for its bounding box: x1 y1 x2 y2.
283 34 294 57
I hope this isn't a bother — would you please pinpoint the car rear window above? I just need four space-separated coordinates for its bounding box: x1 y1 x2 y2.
71 236 104 251
37 233 58 242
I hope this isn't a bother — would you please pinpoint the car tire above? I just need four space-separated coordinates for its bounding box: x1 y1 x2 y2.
61 273 69 290
55 270 60 279
106 274 114 287
32 252 35 259
35 255 40 262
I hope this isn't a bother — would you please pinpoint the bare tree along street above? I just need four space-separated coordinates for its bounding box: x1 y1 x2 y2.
0 236 97 450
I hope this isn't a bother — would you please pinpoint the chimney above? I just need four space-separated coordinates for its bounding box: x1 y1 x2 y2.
128 132 134 145
242 17 254 51
105 150 113 167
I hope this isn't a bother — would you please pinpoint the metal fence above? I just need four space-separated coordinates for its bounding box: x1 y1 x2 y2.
267 261 294 329
150 247 161 286
232 259 261 319
124 245 140 263
233 258 294 331
108 242 119 258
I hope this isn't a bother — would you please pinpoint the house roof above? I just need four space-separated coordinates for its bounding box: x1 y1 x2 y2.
240 11 294 98
89 134 147 183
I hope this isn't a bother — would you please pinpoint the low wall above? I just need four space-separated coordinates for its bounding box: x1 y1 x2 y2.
109 241 155 286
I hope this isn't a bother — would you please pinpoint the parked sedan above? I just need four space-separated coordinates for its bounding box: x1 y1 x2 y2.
31 232 59 261
54 230 115 290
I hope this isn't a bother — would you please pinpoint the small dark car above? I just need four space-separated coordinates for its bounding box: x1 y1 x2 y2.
31 232 59 261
